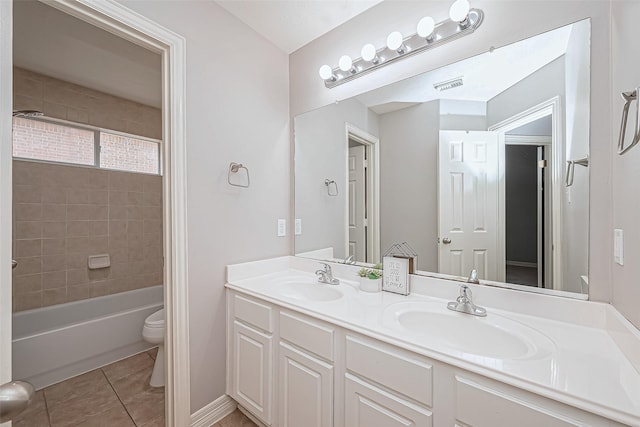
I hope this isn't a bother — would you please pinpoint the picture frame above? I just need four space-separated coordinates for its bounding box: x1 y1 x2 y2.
382 256 410 295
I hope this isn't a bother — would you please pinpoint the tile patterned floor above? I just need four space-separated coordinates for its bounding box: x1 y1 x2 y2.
12 348 256 427
13 349 162 427
506 265 539 287
211 409 257 427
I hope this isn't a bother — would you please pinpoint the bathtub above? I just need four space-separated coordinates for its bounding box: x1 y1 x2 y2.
12 285 163 390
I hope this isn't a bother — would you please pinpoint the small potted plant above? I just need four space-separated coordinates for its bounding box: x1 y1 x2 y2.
357 264 383 293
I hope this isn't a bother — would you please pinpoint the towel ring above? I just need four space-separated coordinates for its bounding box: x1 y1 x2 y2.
228 162 250 188
324 179 338 196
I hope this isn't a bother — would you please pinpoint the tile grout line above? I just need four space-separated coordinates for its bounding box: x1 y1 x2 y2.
101 367 139 426
42 389 53 427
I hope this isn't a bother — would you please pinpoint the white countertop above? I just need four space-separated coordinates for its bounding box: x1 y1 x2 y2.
226 256 640 426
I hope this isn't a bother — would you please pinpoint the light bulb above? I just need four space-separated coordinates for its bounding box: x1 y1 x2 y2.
386 31 405 52
417 16 435 39
361 44 377 62
318 65 333 80
449 0 470 23
338 55 353 72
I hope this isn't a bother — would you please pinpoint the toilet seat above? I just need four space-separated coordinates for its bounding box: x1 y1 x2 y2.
145 308 164 328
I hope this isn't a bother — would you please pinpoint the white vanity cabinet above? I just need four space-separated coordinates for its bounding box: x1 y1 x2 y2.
278 311 334 427
343 335 433 427
450 373 628 427
227 288 631 427
227 293 275 425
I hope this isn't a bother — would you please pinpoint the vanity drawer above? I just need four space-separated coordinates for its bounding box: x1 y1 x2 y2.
345 335 433 407
233 293 274 333
279 311 334 361
453 375 628 427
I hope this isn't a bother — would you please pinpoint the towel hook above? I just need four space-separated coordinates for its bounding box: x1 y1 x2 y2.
617 88 640 155
324 179 338 196
228 162 250 188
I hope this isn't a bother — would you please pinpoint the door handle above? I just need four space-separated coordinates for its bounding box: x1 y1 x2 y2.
0 380 35 422
442 238 452 244
12 260 17 270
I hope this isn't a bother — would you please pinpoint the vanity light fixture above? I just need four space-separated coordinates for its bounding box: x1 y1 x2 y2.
361 43 380 64
386 31 407 54
417 16 436 41
449 0 471 27
318 0 483 88
318 64 336 81
338 55 356 74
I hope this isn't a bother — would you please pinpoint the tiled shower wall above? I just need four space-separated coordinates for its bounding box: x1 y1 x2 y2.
12 160 163 312
13 67 162 140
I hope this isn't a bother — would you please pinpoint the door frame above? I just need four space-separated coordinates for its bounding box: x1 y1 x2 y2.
345 123 380 263
488 97 563 289
0 1 191 425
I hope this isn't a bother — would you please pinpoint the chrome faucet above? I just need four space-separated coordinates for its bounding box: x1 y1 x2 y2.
447 283 487 317
343 255 356 265
315 263 340 285
467 268 480 284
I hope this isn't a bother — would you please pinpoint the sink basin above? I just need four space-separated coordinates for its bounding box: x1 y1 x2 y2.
273 282 343 302
383 301 554 360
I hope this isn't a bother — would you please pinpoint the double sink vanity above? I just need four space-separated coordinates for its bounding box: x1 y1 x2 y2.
226 256 640 427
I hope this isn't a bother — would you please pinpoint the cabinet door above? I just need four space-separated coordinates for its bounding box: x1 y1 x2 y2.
345 374 432 427
279 342 333 427
232 320 272 425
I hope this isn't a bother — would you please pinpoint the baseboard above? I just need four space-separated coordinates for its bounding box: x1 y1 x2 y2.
237 405 269 427
190 394 237 427
506 260 537 268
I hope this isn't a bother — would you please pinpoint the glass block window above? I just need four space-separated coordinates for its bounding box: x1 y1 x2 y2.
12 117 95 166
100 132 159 174
12 117 161 175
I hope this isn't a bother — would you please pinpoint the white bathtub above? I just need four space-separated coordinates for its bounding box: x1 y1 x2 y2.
12 285 163 390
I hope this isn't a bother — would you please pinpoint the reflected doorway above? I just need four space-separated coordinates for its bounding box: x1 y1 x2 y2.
505 142 550 287
345 124 380 264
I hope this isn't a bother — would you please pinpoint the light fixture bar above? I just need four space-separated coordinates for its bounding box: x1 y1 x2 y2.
322 8 483 89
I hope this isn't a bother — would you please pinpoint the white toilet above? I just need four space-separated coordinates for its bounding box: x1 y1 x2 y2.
142 308 165 387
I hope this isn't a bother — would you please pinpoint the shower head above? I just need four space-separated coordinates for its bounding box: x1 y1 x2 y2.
12 110 44 118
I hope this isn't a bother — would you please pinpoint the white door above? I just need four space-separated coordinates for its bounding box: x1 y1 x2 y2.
279 342 333 427
348 145 366 261
438 131 499 281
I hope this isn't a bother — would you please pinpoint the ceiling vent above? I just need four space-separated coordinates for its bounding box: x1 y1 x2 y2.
434 77 464 91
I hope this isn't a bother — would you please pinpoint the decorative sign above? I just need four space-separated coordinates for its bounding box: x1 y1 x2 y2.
382 256 410 295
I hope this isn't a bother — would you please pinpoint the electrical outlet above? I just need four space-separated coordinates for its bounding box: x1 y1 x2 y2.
614 229 624 265
295 219 302 235
277 219 286 237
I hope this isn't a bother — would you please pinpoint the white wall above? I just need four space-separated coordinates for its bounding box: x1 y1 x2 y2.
294 97 378 258
486 57 565 127
290 0 612 303
117 0 290 413
611 1 640 329
379 101 439 270
563 20 591 293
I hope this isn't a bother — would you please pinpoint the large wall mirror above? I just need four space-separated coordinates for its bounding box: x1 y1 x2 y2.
294 19 590 297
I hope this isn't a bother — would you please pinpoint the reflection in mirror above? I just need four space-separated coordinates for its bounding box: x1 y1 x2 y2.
295 19 590 296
